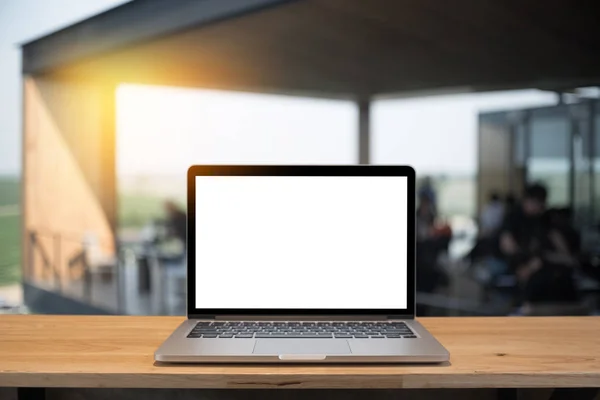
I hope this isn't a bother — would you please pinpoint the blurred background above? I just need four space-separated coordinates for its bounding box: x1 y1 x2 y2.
1 0 600 317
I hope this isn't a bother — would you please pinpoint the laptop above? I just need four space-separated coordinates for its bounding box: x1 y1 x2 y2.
155 165 449 363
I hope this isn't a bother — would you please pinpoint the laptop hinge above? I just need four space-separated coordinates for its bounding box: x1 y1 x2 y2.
188 314 215 319
387 315 415 320
216 315 390 321
190 315 414 321
189 314 415 320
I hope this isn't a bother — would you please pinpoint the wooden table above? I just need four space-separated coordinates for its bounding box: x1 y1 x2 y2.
0 316 599 400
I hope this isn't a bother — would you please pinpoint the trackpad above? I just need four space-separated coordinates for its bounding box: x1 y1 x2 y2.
253 339 351 355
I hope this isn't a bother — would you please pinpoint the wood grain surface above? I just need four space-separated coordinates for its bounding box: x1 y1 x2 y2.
0 316 598 389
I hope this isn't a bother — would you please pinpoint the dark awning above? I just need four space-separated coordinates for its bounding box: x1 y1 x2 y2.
23 0 600 98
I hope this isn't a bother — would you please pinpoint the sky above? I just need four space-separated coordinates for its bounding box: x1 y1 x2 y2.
1 0 559 177
117 84 557 177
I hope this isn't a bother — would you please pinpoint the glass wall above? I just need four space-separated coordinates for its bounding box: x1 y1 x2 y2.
527 106 571 207
478 112 512 210
594 103 600 225
479 100 600 231
572 103 593 228
510 113 529 198
475 100 600 317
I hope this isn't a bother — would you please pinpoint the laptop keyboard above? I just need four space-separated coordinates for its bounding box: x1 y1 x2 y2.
187 321 416 339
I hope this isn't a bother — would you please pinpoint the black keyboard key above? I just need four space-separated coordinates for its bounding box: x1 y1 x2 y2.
386 334 402 338
370 335 385 339
334 334 353 338
404 335 417 338
219 334 234 338
202 334 218 338
354 334 368 338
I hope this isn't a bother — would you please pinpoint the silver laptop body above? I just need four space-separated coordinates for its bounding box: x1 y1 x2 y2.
155 165 449 363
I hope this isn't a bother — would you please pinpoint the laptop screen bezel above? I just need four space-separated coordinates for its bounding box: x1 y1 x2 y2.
187 165 416 319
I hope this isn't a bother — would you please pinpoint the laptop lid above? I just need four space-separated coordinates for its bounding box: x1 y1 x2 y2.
187 165 416 319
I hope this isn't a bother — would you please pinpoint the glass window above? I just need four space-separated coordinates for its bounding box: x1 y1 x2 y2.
594 102 600 224
510 115 528 196
571 104 592 228
528 109 571 207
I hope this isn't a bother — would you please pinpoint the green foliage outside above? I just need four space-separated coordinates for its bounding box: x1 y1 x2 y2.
118 193 185 229
0 177 21 287
118 193 165 228
0 177 20 206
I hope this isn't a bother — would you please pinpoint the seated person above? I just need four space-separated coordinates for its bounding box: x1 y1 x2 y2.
479 192 505 238
499 184 579 305
547 207 580 255
158 200 187 259
416 194 436 241
416 195 450 293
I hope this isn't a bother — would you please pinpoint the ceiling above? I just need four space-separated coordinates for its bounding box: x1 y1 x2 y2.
28 0 600 99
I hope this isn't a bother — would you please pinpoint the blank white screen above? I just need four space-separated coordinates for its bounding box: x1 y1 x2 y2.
195 176 408 309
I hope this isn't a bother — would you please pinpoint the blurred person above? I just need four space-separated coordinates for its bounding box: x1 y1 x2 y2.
416 194 450 300
504 193 517 216
479 192 505 237
499 184 579 306
547 208 580 255
416 194 436 240
499 184 547 260
163 200 187 245
465 192 505 268
418 176 437 213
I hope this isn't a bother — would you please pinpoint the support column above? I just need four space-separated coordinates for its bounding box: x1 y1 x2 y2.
358 97 371 165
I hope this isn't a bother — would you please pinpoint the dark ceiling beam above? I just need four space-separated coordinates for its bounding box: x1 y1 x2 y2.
22 0 300 74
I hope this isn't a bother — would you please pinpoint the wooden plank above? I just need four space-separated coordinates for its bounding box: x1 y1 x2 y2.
0 316 599 389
